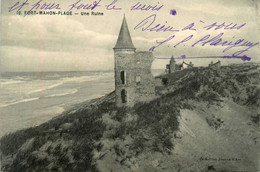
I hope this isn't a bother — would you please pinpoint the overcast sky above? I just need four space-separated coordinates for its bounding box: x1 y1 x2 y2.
1 0 259 71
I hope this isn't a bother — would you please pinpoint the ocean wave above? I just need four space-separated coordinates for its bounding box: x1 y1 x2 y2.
45 89 78 98
61 75 99 83
0 97 39 108
0 80 25 86
29 82 63 94
27 75 97 94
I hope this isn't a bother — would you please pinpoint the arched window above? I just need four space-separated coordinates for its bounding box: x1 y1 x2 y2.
121 89 127 103
120 71 126 84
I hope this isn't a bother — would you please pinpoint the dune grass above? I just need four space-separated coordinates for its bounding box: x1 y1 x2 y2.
1 63 259 171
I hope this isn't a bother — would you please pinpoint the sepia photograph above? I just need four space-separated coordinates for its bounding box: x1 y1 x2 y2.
0 0 259 171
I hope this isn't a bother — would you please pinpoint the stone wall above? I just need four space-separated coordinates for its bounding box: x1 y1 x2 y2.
114 50 156 107
134 52 156 103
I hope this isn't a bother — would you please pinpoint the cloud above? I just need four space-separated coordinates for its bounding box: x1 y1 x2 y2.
1 0 259 71
1 45 114 71
2 15 117 52
1 15 118 71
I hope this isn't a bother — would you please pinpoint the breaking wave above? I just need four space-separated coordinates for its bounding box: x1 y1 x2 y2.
28 82 63 94
0 97 40 108
45 89 78 98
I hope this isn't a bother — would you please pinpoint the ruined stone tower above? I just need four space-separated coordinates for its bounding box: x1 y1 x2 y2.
114 16 155 107
169 56 176 73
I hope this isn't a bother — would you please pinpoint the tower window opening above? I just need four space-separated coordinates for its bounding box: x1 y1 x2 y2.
121 89 127 103
120 71 126 84
136 76 141 84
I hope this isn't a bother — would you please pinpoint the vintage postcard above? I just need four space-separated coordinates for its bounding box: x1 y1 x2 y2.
0 0 259 171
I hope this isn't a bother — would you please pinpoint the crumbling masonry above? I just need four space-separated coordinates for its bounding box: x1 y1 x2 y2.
114 16 156 107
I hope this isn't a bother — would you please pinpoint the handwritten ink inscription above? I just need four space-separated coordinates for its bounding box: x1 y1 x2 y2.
7 0 258 59
106 0 121 10
130 2 163 11
8 0 165 14
135 14 259 57
9 0 61 13
69 0 101 11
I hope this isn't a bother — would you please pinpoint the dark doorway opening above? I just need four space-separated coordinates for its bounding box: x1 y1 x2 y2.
121 89 127 103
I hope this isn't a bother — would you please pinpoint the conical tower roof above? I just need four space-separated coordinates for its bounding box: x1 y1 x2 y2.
114 16 135 50
170 56 175 63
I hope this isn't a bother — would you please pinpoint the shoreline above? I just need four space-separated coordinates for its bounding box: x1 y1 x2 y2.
0 63 259 172
0 91 113 139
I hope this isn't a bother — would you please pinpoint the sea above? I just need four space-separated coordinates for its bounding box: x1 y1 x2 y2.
0 71 115 138
0 70 164 138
